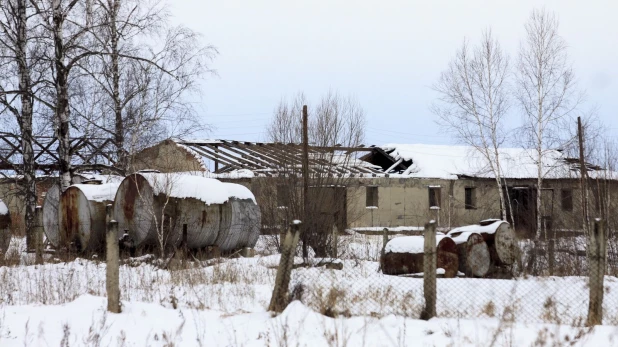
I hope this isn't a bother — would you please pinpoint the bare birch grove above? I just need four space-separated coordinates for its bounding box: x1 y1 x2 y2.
516 8 582 240
432 30 513 225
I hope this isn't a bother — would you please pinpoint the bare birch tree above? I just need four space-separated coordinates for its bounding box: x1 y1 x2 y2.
29 0 100 192
516 8 582 240
0 0 40 246
432 30 513 224
76 0 216 172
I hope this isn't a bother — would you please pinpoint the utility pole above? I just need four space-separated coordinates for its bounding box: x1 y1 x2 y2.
302 105 309 258
578 116 589 234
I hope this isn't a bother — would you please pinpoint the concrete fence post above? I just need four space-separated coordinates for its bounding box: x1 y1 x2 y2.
269 221 301 312
106 204 121 313
420 220 437 320
587 219 606 326
34 206 44 265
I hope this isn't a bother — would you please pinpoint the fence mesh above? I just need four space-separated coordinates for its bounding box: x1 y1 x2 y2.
290 223 617 326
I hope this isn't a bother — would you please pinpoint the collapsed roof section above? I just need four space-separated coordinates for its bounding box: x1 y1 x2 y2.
375 143 613 180
174 139 407 176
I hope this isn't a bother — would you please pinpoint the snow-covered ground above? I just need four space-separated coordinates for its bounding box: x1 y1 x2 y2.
1 236 618 346
2 296 618 347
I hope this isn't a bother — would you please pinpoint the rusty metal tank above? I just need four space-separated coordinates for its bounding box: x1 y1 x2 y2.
42 184 61 247
113 172 260 251
0 199 11 255
43 175 123 250
217 183 261 251
58 181 120 252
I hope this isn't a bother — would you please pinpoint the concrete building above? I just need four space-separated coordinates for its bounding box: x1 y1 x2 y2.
131 139 616 238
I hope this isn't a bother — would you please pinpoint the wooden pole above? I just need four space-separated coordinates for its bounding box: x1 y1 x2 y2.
382 228 389 258
182 223 188 267
269 221 301 312
331 224 338 258
578 117 590 235
301 105 309 258
106 204 121 313
34 206 43 265
587 219 606 326
420 220 437 320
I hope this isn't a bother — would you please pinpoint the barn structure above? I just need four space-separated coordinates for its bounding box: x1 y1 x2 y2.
132 139 617 238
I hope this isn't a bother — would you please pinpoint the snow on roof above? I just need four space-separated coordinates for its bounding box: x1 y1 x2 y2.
73 183 121 202
385 235 450 253
138 172 256 205
447 220 506 236
380 143 575 179
0 199 8 215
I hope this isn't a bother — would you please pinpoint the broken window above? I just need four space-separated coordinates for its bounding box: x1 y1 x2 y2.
561 189 573 212
428 186 441 209
465 187 476 209
366 186 378 208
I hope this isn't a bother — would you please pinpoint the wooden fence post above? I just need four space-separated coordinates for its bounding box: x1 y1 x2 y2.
382 228 389 258
269 220 301 312
331 224 338 258
182 224 188 267
587 219 606 326
420 221 437 320
34 206 43 265
106 204 121 313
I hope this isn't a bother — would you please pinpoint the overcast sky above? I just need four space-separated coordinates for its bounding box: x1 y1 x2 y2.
170 0 618 146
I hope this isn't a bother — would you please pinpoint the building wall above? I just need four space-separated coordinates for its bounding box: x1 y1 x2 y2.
347 177 502 230
130 139 206 173
128 141 617 237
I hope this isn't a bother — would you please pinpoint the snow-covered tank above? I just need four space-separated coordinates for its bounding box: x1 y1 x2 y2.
58 181 121 251
43 174 123 250
113 172 260 252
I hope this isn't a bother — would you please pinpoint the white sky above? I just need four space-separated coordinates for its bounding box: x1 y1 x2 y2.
170 0 618 146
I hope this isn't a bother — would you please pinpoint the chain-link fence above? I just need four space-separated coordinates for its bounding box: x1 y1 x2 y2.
289 220 616 326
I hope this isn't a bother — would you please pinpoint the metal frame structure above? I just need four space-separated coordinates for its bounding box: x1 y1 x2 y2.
176 139 409 176
0 133 120 177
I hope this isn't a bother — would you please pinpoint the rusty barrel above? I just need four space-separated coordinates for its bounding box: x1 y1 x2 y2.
448 232 490 277
381 235 459 278
58 182 120 252
447 220 518 267
113 173 260 252
0 199 11 255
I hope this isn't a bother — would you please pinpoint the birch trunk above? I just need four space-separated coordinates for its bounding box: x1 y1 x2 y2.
15 0 37 248
109 0 125 172
52 1 72 192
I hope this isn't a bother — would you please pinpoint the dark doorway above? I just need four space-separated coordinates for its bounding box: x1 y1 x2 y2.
504 186 537 238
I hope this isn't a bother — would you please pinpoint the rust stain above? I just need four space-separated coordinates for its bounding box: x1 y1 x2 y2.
61 188 80 248
201 210 208 227
123 175 141 220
